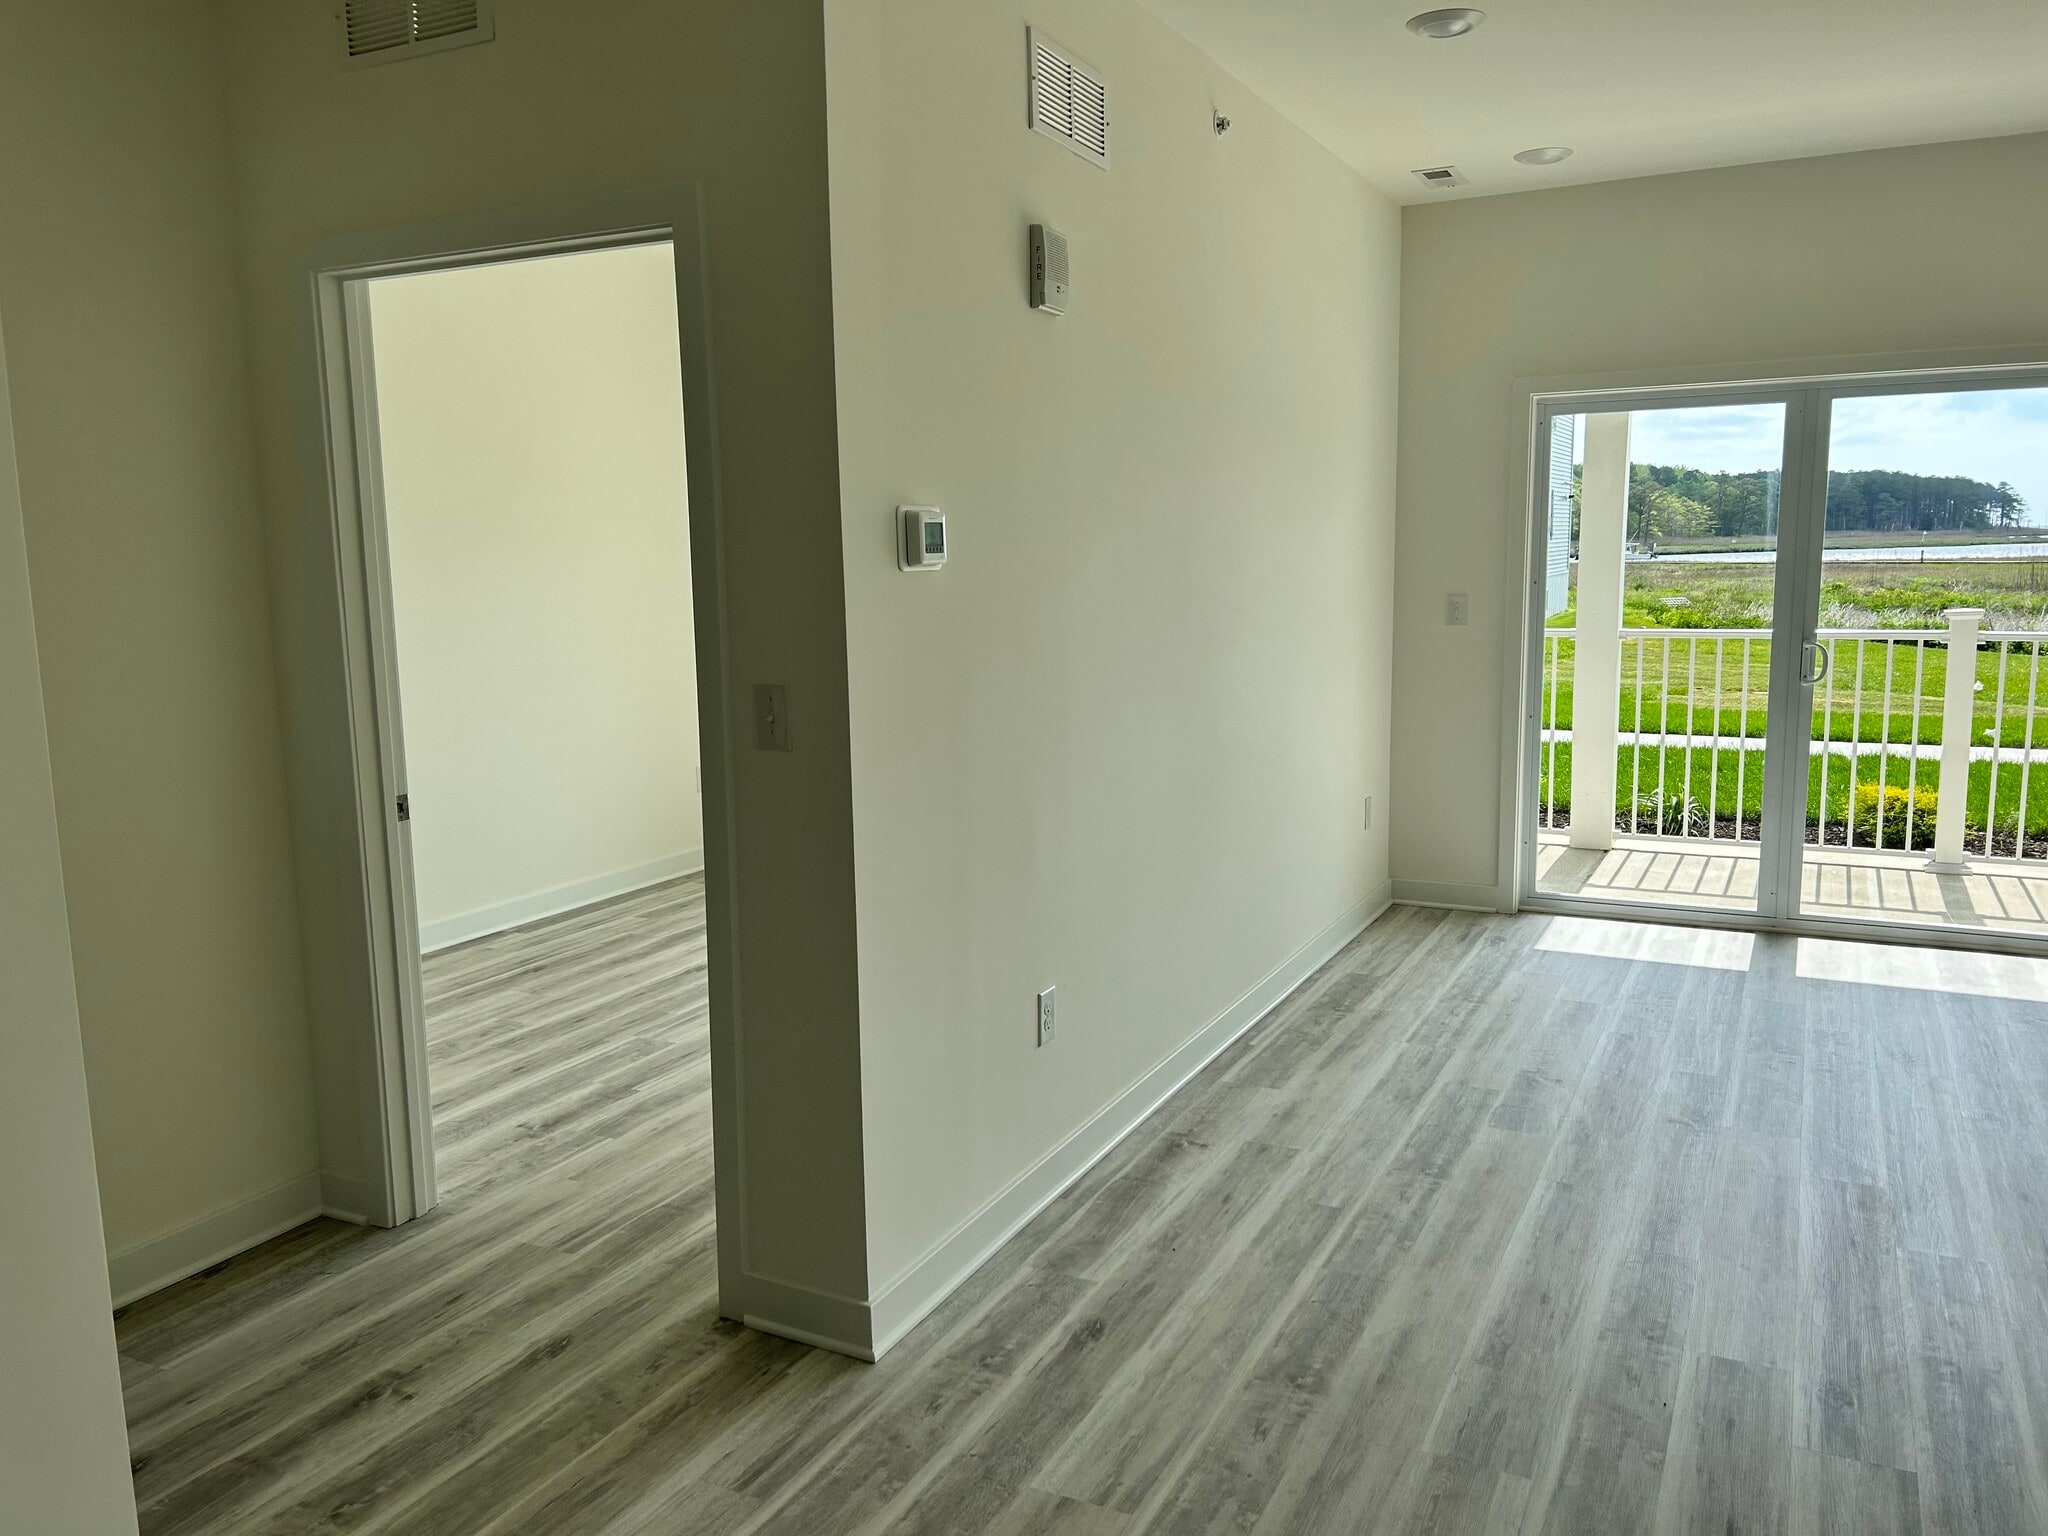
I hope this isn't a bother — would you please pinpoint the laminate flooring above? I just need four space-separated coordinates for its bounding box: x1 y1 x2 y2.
116 883 2048 1532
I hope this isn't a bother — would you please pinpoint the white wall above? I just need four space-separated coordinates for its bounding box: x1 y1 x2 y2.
368 246 701 943
0 1 317 1289
826 0 1400 1311
1393 132 2048 903
221 0 871 1336
0 302 140 1535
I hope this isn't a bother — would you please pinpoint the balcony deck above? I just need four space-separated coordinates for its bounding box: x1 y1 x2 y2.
1536 829 2048 938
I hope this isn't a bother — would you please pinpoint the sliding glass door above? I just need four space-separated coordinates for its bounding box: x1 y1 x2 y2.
1528 372 2048 944
1530 397 1800 920
1797 384 2048 936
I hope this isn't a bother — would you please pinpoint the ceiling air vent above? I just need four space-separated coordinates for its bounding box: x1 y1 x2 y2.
342 0 494 68
1029 28 1110 168
1411 165 1469 190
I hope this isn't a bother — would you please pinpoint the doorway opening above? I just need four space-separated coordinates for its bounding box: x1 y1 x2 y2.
303 195 743 1305
356 243 709 1212
1523 369 2048 947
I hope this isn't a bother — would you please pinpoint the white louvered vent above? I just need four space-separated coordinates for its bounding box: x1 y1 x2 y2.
1028 28 1110 168
342 0 494 68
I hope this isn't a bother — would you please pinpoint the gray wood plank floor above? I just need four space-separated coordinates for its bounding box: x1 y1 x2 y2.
116 886 2048 1533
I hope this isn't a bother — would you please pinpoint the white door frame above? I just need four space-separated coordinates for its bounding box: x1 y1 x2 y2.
299 187 747 1309
1499 345 2048 955
1518 384 1818 925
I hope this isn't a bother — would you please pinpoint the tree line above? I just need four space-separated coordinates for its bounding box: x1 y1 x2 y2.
1574 463 2031 544
1820 468 2027 534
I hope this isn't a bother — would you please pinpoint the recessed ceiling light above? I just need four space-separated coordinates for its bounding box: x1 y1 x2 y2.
1406 8 1486 39
1514 145 1574 166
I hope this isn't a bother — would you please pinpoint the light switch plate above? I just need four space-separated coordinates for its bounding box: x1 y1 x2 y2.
754 683 791 751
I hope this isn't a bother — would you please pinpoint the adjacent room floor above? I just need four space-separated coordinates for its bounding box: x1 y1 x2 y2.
115 891 2048 1533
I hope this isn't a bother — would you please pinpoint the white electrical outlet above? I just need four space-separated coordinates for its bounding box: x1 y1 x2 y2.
1037 986 1057 1048
1363 795 1374 831
1446 593 1471 626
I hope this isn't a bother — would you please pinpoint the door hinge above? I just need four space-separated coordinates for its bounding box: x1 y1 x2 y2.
396 793 411 823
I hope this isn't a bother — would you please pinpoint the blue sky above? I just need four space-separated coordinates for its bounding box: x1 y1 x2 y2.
1618 388 2048 525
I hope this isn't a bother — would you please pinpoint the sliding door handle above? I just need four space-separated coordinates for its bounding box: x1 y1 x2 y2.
1800 640 1831 686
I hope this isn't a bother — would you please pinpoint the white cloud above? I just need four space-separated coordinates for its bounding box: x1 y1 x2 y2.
1606 389 2048 522
1624 404 1784 475
1831 390 2048 519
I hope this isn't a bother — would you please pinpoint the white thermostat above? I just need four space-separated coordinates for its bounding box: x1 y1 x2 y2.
899 506 947 571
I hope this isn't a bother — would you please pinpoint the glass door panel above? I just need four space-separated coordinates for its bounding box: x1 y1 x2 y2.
1797 386 2048 935
1533 401 1788 916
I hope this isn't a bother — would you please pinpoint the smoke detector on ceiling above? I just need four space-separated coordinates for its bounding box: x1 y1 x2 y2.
1411 166 1469 190
1406 9 1486 39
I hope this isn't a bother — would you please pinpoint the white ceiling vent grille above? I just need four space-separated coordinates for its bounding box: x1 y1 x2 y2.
342 0 494 68
1029 28 1110 168
1411 165 1469 190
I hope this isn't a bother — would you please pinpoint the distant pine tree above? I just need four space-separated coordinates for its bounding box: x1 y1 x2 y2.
1823 468 2021 533
1626 463 2027 539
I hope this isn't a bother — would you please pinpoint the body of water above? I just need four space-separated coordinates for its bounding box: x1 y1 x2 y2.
1634 540 2048 565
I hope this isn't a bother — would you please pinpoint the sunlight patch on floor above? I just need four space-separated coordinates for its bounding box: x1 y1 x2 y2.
1795 936 2048 1002
1536 914 1755 970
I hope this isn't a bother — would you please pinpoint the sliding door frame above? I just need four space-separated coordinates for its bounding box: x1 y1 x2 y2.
1499 347 2048 956
1517 384 1818 924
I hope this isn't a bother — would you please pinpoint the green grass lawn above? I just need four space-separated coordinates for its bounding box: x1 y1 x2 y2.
1550 559 2048 632
1537 741 2048 842
1541 633 2048 748
1538 556 2048 840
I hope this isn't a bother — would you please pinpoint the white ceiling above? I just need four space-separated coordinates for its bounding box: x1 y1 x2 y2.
1143 0 2048 203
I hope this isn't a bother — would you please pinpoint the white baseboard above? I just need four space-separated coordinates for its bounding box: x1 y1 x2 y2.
107 1172 325 1309
1392 877 1504 912
864 879 1394 1360
418 850 704 954
318 1170 376 1228
742 1270 876 1361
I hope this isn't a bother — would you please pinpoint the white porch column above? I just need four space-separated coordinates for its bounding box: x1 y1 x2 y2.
1931 606 1984 868
1570 412 1630 850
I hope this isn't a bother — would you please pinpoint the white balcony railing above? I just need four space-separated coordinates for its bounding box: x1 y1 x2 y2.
1540 608 2048 866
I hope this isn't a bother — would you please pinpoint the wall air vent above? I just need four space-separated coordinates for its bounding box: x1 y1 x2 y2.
1029 28 1110 168
342 0 494 68
1411 165 1469 190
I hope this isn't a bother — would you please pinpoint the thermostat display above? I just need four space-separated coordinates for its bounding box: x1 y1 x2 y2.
899 506 947 571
